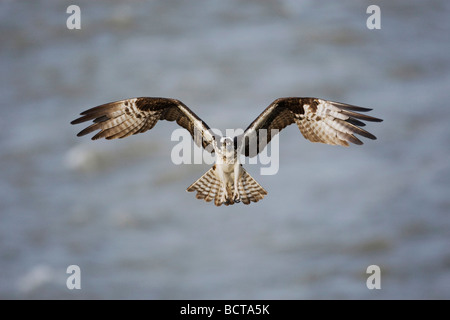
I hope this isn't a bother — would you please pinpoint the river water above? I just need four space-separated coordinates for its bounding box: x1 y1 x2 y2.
1 0 449 299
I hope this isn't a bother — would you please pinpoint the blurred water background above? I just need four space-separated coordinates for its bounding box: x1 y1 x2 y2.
1 0 449 299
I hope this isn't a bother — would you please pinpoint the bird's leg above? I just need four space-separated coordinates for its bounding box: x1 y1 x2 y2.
233 163 241 203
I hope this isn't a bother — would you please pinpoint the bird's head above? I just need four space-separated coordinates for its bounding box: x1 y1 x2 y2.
220 137 234 155
220 136 234 152
218 136 236 163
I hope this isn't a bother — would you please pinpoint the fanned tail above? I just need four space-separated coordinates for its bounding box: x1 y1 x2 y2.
236 168 267 205
186 165 267 206
186 166 228 206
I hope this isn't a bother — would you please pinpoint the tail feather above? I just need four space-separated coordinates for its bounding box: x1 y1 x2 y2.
187 167 218 201
215 185 224 206
204 179 219 202
187 165 267 206
237 169 267 205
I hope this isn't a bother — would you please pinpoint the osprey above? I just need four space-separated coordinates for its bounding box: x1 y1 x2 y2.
71 97 382 206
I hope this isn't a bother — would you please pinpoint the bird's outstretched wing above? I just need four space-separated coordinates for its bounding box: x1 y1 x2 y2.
71 97 216 152
239 97 383 157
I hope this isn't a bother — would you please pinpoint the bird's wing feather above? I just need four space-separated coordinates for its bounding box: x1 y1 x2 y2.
240 97 382 157
71 97 216 152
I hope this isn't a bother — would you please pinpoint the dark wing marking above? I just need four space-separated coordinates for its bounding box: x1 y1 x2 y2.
71 97 216 152
239 97 383 157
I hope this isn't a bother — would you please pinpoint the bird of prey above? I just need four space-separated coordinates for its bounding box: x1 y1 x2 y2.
71 97 382 206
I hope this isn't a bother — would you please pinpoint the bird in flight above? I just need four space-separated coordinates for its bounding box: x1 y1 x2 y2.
71 97 382 206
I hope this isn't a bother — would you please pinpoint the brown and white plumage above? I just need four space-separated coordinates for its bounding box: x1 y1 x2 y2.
186 164 267 206
71 97 216 151
239 97 383 157
71 96 382 206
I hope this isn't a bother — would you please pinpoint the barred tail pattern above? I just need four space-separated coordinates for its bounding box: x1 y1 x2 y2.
237 168 267 205
186 167 222 205
186 166 267 206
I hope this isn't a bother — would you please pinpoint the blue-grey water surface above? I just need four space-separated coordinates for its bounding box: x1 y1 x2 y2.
1 0 449 299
